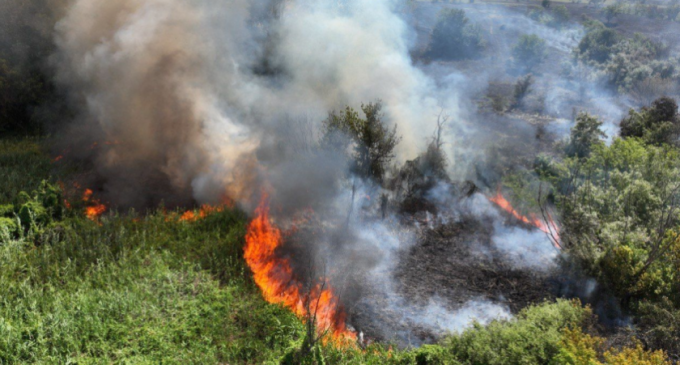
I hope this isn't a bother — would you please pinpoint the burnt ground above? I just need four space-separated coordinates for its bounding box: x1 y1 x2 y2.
347 211 559 347
393 216 554 313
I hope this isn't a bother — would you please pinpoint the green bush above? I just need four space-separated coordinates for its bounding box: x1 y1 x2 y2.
427 9 485 60
620 97 680 146
442 300 590 365
0 217 18 237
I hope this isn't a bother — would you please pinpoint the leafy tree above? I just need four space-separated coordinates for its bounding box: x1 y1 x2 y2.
620 97 680 146
565 113 605 158
512 34 547 72
427 9 485 60
576 27 621 65
323 102 401 183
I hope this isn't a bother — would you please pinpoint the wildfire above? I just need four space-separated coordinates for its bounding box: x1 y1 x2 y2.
174 198 235 222
244 196 356 345
489 191 561 249
82 189 107 222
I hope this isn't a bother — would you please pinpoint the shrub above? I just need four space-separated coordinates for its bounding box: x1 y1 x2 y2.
512 34 547 72
620 97 680 146
564 112 605 158
443 300 590 365
427 9 485 60
576 27 621 65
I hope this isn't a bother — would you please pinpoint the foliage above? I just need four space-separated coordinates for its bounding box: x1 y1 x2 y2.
541 127 680 357
564 112 606 159
323 102 401 184
574 26 677 94
442 299 589 365
553 327 671 365
512 34 547 72
602 343 670 365
620 97 680 146
576 26 622 65
553 327 602 365
637 298 680 356
427 9 485 60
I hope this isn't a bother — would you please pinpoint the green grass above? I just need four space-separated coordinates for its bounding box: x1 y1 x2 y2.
0 208 307 363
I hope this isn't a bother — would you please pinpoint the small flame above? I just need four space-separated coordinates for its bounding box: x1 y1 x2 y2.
176 199 234 222
489 191 561 249
244 195 356 345
82 189 107 222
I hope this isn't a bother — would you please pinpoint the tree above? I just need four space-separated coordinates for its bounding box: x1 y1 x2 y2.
322 102 401 184
576 27 621 65
427 9 485 60
620 97 680 146
512 34 547 72
565 112 605 158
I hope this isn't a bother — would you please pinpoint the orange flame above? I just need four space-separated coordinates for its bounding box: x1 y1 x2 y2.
489 191 561 249
82 189 107 222
175 199 234 222
244 195 356 345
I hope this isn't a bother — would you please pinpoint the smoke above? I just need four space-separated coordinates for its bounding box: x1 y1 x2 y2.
51 0 457 211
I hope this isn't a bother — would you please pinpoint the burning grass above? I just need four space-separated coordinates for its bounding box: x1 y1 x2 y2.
244 196 356 345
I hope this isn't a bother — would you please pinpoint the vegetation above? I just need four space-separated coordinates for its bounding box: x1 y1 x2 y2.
427 9 485 60
574 24 679 95
512 34 547 72
323 102 401 184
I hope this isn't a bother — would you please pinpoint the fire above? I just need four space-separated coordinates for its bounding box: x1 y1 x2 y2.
489 191 561 249
244 196 356 345
82 189 107 222
175 199 235 222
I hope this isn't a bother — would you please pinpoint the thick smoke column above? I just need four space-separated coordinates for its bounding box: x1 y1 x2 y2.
52 0 449 210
